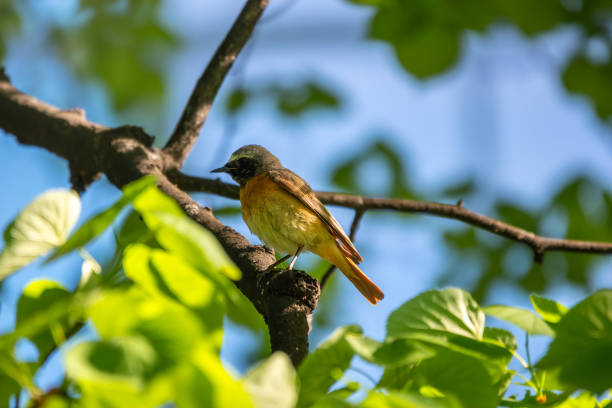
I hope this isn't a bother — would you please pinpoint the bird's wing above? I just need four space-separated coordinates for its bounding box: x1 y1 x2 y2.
268 169 363 263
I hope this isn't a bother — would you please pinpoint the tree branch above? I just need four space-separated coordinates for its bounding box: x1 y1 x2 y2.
0 75 316 366
163 0 269 167
170 172 612 259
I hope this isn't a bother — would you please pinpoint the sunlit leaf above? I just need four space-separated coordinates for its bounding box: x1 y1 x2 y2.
140 212 240 280
189 343 254 408
483 305 554 336
362 391 459 408
537 290 612 394
244 352 297 408
560 392 601 408
387 288 484 340
49 176 155 261
123 244 224 348
345 334 433 367
530 294 568 324
0 189 80 279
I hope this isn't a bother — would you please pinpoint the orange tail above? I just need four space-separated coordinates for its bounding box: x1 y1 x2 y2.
337 256 384 305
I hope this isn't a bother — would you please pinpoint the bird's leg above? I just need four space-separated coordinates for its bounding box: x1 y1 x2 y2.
268 254 291 270
288 247 303 270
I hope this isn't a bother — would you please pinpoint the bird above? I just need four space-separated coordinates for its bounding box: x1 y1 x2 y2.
212 144 384 305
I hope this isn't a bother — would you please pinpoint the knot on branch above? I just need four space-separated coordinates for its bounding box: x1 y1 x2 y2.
106 125 155 147
69 162 101 193
257 268 320 312
98 126 162 187
257 268 320 366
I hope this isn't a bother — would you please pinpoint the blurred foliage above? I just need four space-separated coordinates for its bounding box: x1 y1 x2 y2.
440 176 612 301
0 0 19 60
350 0 612 122
225 81 341 118
331 138 418 199
50 0 179 111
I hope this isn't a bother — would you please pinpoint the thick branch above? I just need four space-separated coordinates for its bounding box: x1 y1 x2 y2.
163 0 269 167
0 76 315 366
171 173 612 258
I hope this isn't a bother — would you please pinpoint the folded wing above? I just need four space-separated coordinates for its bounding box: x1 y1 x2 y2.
268 169 363 263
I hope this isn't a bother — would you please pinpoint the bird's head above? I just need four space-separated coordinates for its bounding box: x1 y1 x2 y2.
212 144 282 186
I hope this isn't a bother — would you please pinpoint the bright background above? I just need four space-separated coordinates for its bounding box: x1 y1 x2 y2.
1 0 611 395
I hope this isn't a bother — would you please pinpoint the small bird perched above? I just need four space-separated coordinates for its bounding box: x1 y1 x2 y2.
212 145 384 305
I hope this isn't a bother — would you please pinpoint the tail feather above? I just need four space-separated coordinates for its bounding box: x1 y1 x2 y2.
338 256 384 305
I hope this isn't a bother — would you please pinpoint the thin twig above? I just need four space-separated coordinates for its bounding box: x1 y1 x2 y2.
41 322 85 364
525 334 541 391
163 0 270 167
320 209 364 289
170 173 612 258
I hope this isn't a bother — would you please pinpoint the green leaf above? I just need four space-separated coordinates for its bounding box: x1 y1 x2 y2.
87 288 207 361
483 327 517 352
124 244 216 308
0 189 80 279
310 396 356 408
412 350 498 408
123 244 224 348
244 352 297 408
362 391 459 408
483 305 554 336
530 294 568 324
297 325 361 408
16 279 72 362
537 289 612 394
225 88 251 113
494 0 567 36
345 334 433 367
0 370 20 408
555 392 599 408
369 4 461 79
0 0 20 61
65 336 169 407
131 182 183 218
496 203 538 232
66 336 157 385
188 342 254 408
387 288 484 340
139 212 240 280
0 349 33 399
273 82 340 117
563 56 612 120
377 365 416 391
49 176 155 261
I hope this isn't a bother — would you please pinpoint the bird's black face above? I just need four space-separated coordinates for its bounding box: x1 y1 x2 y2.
212 156 259 186
212 144 282 186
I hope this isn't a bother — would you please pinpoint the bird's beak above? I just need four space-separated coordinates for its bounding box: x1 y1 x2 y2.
211 165 230 174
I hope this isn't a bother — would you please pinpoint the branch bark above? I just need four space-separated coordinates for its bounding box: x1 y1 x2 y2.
163 0 269 167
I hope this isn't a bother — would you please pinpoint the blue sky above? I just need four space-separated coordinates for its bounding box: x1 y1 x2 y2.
1 0 612 398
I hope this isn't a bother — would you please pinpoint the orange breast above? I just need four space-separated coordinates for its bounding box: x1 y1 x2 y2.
240 173 331 255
